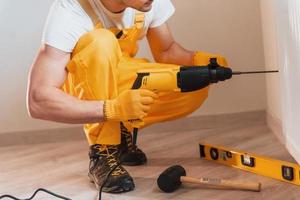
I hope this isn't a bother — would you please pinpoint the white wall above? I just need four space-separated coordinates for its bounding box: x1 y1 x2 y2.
274 0 300 163
0 0 266 134
260 0 282 123
0 0 73 134
261 0 300 163
173 0 266 116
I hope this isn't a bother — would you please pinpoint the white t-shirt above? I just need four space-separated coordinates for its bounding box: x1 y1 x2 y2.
42 0 175 53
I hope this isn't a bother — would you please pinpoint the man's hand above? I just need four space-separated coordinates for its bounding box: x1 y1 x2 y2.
27 45 104 124
194 51 228 67
147 23 194 66
104 89 158 122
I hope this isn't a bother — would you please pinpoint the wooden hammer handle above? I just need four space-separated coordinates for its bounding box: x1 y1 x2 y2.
181 176 261 192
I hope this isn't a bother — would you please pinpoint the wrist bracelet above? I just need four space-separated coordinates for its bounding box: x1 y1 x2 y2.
103 101 108 121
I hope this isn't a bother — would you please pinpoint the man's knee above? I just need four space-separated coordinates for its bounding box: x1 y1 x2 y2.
87 29 118 47
74 29 120 55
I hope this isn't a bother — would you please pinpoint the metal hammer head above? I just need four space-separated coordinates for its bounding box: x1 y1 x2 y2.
157 165 186 193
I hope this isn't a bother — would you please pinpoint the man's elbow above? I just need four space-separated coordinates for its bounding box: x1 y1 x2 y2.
26 89 44 119
153 53 168 64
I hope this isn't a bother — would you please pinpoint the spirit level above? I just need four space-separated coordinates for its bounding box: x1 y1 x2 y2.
199 142 300 185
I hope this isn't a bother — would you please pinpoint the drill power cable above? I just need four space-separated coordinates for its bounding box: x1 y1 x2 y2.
0 162 122 200
199 142 300 186
0 188 71 200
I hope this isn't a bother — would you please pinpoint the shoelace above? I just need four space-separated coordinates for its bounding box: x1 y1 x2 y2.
98 146 126 176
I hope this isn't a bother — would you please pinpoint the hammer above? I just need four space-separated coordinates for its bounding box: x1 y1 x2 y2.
157 165 261 193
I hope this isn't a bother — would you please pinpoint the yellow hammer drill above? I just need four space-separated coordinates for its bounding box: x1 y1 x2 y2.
131 58 278 145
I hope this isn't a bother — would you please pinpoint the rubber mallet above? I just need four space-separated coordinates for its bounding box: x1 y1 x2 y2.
157 165 261 193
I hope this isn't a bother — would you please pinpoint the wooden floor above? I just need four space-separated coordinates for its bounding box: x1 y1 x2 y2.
0 111 299 200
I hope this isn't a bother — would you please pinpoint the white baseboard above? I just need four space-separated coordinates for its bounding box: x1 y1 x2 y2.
286 136 300 164
266 111 300 164
266 112 284 144
0 110 266 147
0 126 85 146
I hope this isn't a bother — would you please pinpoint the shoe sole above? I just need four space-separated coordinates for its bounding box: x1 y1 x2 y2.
88 173 134 193
121 159 147 166
119 153 147 166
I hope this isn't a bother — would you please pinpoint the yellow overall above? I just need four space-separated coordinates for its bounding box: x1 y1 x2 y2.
63 6 227 145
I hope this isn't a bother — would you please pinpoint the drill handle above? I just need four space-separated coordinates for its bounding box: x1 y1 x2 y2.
129 73 149 129
132 73 150 89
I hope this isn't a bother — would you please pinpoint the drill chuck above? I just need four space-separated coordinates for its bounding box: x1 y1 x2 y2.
177 57 278 93
177 66 233 92
210 67 233 82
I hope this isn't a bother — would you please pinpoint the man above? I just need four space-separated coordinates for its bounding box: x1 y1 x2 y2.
27 0 227 194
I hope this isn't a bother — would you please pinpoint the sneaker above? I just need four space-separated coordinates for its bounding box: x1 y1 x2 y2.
119 123 147 166
88 144 135 193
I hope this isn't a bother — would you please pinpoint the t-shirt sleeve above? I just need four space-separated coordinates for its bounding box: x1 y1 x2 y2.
149 0 175 28
42 0 94 53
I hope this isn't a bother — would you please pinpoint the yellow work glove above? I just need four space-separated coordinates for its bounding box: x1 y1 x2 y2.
193 51 228 67
104 89 158 122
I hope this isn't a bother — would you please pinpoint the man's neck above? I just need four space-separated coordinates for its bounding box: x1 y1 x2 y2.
100 0 127 13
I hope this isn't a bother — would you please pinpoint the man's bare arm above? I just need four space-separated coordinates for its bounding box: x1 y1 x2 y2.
147 23 194 66
27 44 104 124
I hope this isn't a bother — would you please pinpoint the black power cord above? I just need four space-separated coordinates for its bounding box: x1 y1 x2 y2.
0 162 122 200
0 188 72 200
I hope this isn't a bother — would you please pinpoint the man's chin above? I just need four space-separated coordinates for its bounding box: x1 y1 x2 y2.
138 5 152 12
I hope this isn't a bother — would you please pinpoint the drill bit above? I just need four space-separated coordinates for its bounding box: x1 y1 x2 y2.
232 70 279 75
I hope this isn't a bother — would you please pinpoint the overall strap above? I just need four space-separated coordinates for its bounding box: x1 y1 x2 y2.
134 11 145 29
114 11 145 40
77 0 102 28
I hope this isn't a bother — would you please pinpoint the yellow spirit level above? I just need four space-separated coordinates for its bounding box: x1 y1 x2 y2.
199 142 300 186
